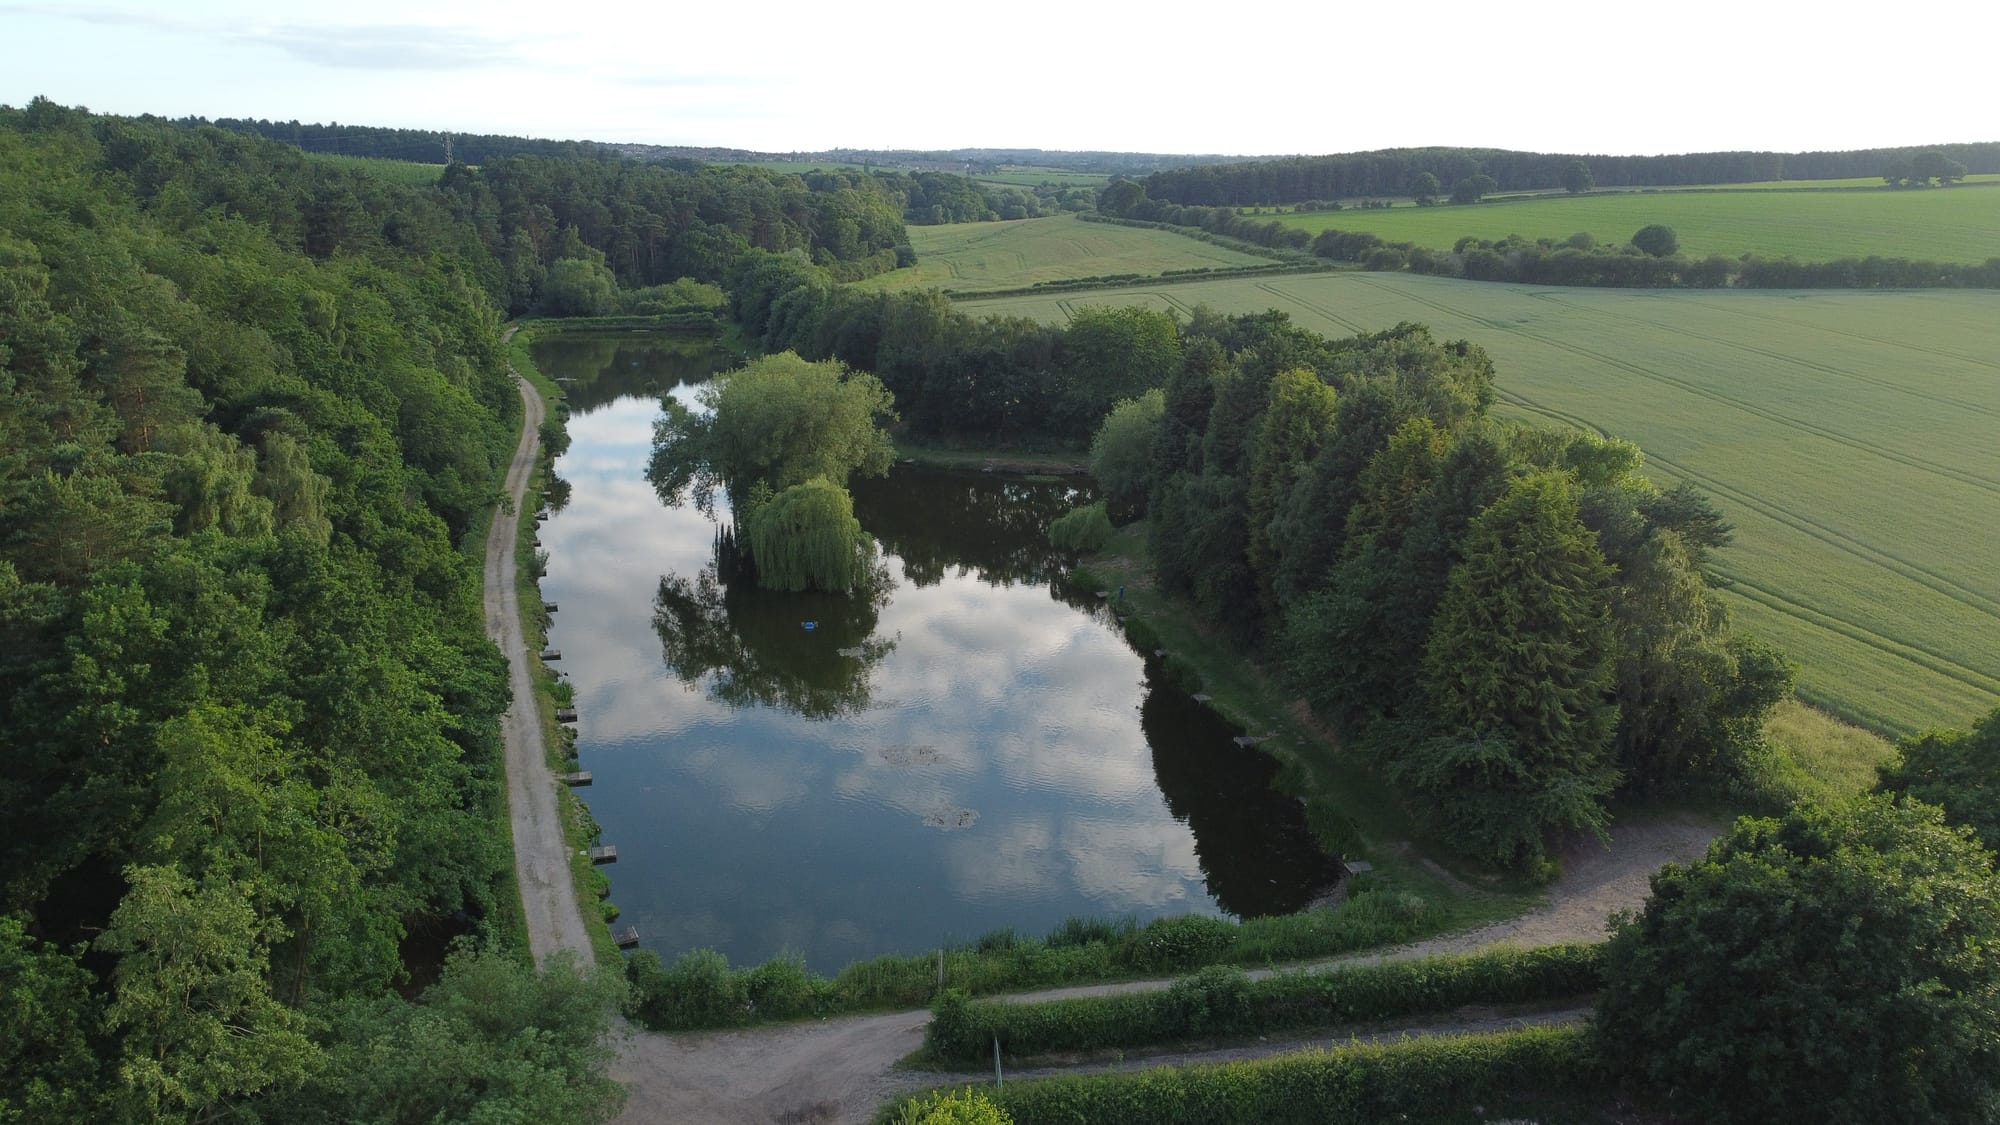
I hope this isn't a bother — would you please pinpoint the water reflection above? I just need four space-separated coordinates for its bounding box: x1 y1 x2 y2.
652 540 896 720
1140 683 1342 914
851 466 1091 588
533 330 735 415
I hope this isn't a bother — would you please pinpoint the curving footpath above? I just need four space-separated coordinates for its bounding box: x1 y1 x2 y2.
485 360 594 966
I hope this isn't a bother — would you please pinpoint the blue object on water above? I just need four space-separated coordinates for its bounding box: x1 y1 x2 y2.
802 621 817 631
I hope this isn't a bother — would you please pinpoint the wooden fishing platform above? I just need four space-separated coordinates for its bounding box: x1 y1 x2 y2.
544 601 559 612
1232 735 1270 749
1339 858 1374 877
541 648 562 661
613 926 640 948
1192 693 1212 704
561 771 592 786
535 510 550 522
587 845 617 864
556 707 578 723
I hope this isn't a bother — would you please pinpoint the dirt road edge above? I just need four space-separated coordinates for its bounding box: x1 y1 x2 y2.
485 354 593 966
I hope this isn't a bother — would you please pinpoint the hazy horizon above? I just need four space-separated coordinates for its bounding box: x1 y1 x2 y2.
6 1 1994 159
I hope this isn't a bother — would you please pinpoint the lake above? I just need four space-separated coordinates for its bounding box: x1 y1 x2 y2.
531 331 1339 972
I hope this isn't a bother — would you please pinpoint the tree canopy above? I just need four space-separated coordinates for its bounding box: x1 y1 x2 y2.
1631 224 1679 257
1597 795 2000 1124
648 351 896 514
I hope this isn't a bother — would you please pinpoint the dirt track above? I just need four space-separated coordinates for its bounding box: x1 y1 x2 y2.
606 811 1720 1124
486 364 593 966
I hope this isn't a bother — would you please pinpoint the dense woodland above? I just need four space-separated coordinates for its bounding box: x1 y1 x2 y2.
1142 142 2000 205
0 100 627 1122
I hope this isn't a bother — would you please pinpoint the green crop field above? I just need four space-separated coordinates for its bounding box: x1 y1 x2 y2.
304 152 446 186
1266 186 2000 262
856 214 1269 294
972 167 1110 188
1662 174 2000 192
959 274 2000 735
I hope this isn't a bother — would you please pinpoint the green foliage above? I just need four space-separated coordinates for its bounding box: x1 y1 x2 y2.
623 895 1433 1032
1630 223 1679 257
540 255 620 316
0 103 538 1118
924 944 1603 1063
282 950 626 1125
883 1025 1602 1125
889 1088 1015 1125
0 917 105 1122
1411 471 1618 867
1877 706 2000 848
745 478 873 593
648 351 895 514
96 865 319 1122
1059 306 1182 436
1449 174 1499 204
1088 388 1165 517
1599 795 2000 1125
1047 501 1113 553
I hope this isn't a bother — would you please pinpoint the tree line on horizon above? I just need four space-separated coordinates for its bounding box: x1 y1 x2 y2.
1140 142 2000 206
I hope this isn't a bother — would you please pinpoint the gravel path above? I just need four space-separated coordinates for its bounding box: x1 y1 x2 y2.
486 364 593 967
607 810 1721 1123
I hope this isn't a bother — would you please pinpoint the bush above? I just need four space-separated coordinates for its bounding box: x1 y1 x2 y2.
1597 795 2000 1124
887 1026 1602 1124
889 1087 1013 1125
626 896 1437 1032
624 948 745 1028
1631 223 1679 257
1125 914 1234 971
924 944 1603 1063
1047 501 1113 552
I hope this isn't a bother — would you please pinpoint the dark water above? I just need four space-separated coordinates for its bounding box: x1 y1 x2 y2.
531 331 1339 972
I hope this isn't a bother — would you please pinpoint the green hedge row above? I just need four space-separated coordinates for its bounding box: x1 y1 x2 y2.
925 944 1603 1064
880 1025 1604 1124
625 884 1435 1031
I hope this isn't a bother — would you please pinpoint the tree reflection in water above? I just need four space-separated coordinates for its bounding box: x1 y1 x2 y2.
651 531 895 720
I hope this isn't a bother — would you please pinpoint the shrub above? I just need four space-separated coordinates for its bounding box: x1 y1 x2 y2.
888 1025 1602 1124
889 1088 1013 1125
1597 795 2000 1124
924 944 1603 1063
624 948 745 1028
1631 223 1679 257
1123 914 1234 972
1047 501 1112 552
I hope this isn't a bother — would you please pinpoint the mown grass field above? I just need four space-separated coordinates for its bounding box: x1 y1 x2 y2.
960 274 2000 735
1267 186 2000 262
857 213 1269 293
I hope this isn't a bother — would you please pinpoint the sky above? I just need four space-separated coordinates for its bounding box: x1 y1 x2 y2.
5 0 1993 158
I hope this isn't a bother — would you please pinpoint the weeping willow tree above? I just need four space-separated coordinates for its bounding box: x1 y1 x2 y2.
745 479 875 593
